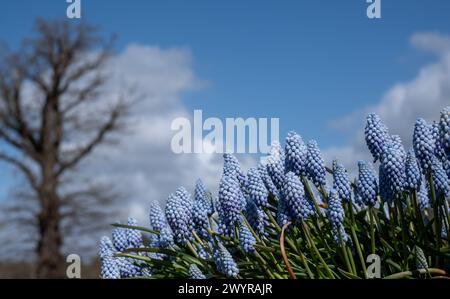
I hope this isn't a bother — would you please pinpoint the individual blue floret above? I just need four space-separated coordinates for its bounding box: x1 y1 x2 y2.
285 131 308 176
355 161 378 206
213 242 239 278
189 264 206 279
413 118 435 172
306 140 327 187
405 149 422 190
332 160 352 203
247 167 269 207
365 113 391 162
238 222 256 253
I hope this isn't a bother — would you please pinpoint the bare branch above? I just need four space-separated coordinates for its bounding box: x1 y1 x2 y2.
56 102 126 176
0 152 38 191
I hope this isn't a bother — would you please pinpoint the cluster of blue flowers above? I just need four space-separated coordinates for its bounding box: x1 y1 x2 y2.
332 160 352 203
213 242 239 278
188 264 206 279
282 172 315 222
98 106 450 279
238 221 256 253
355 161 378 206
100 218 145 279
361 107 450 206
165 187 194 245
328 189 348 244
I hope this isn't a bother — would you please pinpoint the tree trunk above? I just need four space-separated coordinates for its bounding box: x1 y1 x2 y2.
36 185 64 278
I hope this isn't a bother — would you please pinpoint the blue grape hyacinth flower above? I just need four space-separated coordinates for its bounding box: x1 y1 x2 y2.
214 242 239 278
223 153 247 190
100 253 121 279
265 141 286 190
257 162 279 197
379 164 394 204
381 144 406 194
117 257 142 278
306 140 327 187
417 181 430 210
149 201 169 232
126 217 143 248
328 189 348 244
192 197 210 239
405 149 422 190
194 179 215 216
332 160 352 203
365 113 391 162
285 131 308 177
189 264 206 279
277 194 291 227
218 174 245 235
99 236 116 259
149 201 174 248
391 135 406 161
413 118 435 172
165 187 193 245
238 222 256 253
432 121 446 161
431 156 450 198
247 167 269 207
439 106 450 160
245 198 267 238
355 161 378 206
111 224 128 252
282 172 315 221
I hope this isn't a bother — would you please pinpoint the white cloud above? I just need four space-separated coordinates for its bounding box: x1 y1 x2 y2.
325 32 450 177
82 44 223 221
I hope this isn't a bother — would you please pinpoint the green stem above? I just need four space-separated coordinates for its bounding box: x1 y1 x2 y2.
347 202 367 278
369 207 376 255
301 220 334 278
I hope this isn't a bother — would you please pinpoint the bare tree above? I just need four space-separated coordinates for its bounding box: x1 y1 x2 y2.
0 19 128 278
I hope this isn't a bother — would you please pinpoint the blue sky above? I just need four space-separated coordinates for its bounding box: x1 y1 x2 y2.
1 1 449 145
1 1 450 258
0 1 450 201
